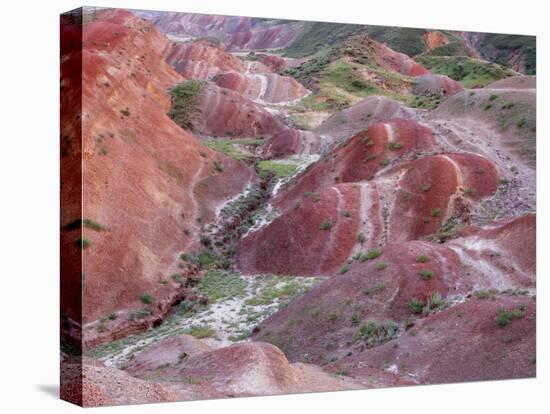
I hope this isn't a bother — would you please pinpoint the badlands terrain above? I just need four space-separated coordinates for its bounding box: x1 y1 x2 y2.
60 8 536 406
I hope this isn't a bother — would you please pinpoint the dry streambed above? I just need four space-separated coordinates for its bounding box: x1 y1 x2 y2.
85 272 325 368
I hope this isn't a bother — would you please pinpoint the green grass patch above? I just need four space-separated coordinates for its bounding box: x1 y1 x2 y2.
203 138 263 162
197 270 246 303
257 160 299 178
416 55 517 88
185 325 216 339
168 80 205 130
352 320 400 346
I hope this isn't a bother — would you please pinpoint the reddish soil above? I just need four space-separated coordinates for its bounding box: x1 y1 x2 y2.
165 39 268 79
314 96 416 142
61 357 181 407
341 34 430 76
61 9 256 338
277 119 436 209
329 295 535 384
238 150 499 276
252 214 535 367
260 128 329 158
424 31 450 50
257 53 307 72
195 82 285 137
148 12 303 51
123 341 406 399
212 71 308 103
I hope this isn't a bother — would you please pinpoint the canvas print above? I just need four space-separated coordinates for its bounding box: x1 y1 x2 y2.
60 6 536 407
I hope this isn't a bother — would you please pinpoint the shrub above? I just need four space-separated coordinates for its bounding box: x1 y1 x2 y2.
375 262 387 271
76 238 91 250
388 141 404 151
517 118 526 128
374 282 386 291
180 253 192 261
408 298 425 314
496 305 526 327
419 269 433 280
171 273 183 283
186 325 216 339
422 183 432 192
427 292 443 309
361 249 382 261
83 219 105 231
416 255 429 263
120 107 130 116
213 160 224 173
357 233 366 244
430 208 442 217
488 94 498 101
352 320 400 346
475 289 498 300
127 308 152 321
340 264 350 274
320 219 333 230
139 293 153 304
168 80 204 129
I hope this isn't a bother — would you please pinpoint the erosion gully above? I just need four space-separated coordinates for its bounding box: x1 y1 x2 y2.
85 78 326 368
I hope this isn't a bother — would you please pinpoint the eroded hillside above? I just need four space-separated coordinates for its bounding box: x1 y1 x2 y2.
61 7 536 407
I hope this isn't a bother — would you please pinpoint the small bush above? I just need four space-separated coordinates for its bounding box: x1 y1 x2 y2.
83 219 105 231
496 305 526 327
127 308 152 321
488 94 498 101
213 160 224 173
374 282 386 291
427 292 443 309
186 325 216 339
375 262 387 271
352 320 400 346
416 255 429 263
76 238 91 250
422 183 432 192
419 269 433 280
360 249 382 261
475 289 498 300
171 273 183 283
388 141 404 151
120 107 130 116
409 298 425 314
139 293 153 304
320 219 333 230
517 118 526 128
430 208 442 218
357 232 366 244
340 264 350 274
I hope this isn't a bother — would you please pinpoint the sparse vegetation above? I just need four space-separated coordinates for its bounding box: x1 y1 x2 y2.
419 269 433 280
352 320 400 346
408 298 425 314
375 262 387 271
320 219 333 230
185 325 216 339
168 80 205 129
258 160 298 178
139 293 153 304
422 183 432 192
416 255 429 263
496 305 527 327
362 249 382 261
